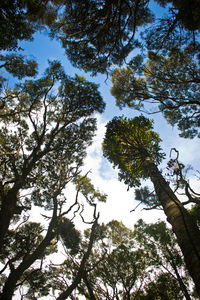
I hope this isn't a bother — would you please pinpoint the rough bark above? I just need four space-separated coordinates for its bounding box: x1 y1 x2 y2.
146 159 200 296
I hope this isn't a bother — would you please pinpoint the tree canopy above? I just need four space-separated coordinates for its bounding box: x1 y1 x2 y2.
111 44 200 138
1 0 200 299
103 115 165 187
55 219 193 299
0 60 106 299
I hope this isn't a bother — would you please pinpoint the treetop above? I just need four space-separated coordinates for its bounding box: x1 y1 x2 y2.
103 115 165 187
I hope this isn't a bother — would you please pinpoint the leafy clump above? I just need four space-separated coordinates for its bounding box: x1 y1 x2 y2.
58 218 81 255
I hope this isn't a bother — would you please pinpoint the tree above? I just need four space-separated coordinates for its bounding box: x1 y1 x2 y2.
0 188 101 300
86 220 148 300
155 0 200 31
0 0 153 76
51 220 145 299
50 0 153 74
140 273 186 300
2 0 200 77
0 60 106 299
2 0 199 81
58 219 192 299
0 0 60 51
134 219 193 299
143 0 200 55
0 54 38 99
103 115 200 296
0 60 104 246
111 44 200 138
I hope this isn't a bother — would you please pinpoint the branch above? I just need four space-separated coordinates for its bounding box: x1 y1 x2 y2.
56 217 99 300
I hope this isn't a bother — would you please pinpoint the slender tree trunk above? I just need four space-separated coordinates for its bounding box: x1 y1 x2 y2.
0 229 56 300
83 273 96 300
166 246 192 300
146 159 200 296
56 219 98 300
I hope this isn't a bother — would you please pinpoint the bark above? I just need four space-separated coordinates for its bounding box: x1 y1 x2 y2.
146 159 200 296
0 190 18 250
83 273 96 300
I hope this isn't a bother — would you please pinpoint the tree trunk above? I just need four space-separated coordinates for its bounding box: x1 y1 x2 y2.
56 219 98 300
0 229 56 300
0 190 18 251
166 246 192 300
146 159 200 296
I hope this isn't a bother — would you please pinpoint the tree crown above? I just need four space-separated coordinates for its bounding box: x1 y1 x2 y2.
103 115 165 187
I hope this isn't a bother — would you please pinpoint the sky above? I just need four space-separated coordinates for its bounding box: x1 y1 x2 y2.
12 23 200 231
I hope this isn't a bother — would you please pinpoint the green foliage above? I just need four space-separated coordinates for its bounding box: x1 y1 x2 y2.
76 221 148 299
141 273 185 299
0 54 38 82
103 115 165 187
135 186 160 208
0 60 105 299
155 0 200 31
58 218 81 255
22 269 53 298
188 204 200 228
0 0 59 51
134 219 178 253
0 60 105 210
134 219 192 299
1 0 199 77
50 0 153 74
111 45 200 138
0 222 44 263
74 175 107 203
1 1 199 298
0 0 35 51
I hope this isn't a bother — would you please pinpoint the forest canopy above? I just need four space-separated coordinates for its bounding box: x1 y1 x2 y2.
0 0 200 299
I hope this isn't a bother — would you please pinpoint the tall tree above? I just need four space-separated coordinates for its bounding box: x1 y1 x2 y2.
0 0 60 51
0 176 103 300
0 59 106 299
0 60 105 247
1 0 153 77
154 0 200 31
103 115 200 296
2 0 199 76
